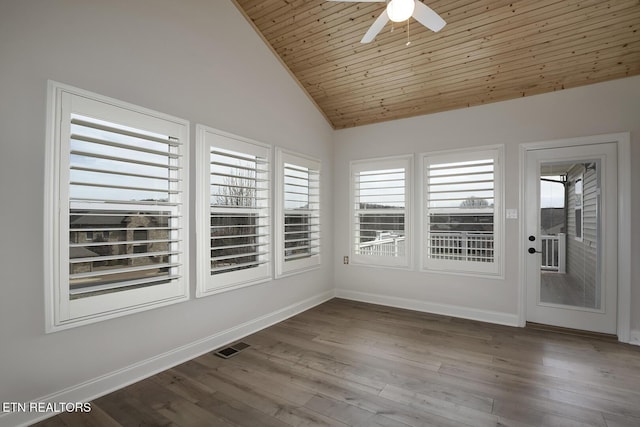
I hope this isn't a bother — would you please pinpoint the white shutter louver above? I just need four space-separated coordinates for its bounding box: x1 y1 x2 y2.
196 126 271 295
423 148 502 275
284 163 320 261
210 147 269 275
46 81 189 331
351 156 411 267
276 149 321 277
426 158 495 263
68 115 183 298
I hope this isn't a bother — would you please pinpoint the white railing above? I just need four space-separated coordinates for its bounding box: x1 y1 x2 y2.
428 231 494 262
359 231 566 269
358 235 405 257
541 233 566 273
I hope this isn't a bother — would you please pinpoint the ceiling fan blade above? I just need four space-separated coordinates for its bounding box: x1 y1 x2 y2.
325 1 385 2
361 9 389 43
413 1 446 32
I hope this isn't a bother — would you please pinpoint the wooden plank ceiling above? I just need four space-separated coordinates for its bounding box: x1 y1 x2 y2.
233 0 640 129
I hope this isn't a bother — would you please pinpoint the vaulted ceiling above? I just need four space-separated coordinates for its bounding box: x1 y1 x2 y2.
233 0 640 129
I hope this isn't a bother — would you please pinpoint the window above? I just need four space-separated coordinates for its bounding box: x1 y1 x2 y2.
574 175 584 241
350 156 412 268
423 147 503 275
45 81 189 331
275 149 321 277
196 126 271 296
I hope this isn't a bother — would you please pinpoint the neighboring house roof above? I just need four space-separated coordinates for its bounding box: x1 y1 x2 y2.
70 215 126 227
69 246 100 259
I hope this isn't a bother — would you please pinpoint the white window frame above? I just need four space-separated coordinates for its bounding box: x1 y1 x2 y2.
574 173 584 241
44 81 189 332
421 146 504 277
350 155 412 269
275 148 321 277
195 125 271 297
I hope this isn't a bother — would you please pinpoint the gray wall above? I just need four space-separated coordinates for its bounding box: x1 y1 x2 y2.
0 0 334 412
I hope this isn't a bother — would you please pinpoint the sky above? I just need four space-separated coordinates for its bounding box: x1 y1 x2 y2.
540 177 565 208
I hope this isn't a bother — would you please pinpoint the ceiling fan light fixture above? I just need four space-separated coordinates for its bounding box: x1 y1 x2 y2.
387 0 415 23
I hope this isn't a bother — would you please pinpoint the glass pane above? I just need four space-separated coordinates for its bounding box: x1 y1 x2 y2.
285 213 311 259
428 213 494 262
69 269 172 299
210 148 264 208
210 213 260 274
426 157 495 263
355 213 405 257
69 115 176 204
539 160 601 309
356 169 405 209
284 163 310 210
69 210 175 298
354 167 406 257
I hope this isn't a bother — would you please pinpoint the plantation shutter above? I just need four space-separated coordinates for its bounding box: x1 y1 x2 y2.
424 148 501 275
67 116 184 298
197 126 271 295
210 147 269 273
276 149 321 276
351 157 411 267
284 163 320 260
48 82 190 330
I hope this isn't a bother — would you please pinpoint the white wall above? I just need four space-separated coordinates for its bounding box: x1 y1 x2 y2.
0 0 333 422
333 76 640 329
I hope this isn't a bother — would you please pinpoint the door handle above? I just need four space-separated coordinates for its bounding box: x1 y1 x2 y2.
528 247 541 254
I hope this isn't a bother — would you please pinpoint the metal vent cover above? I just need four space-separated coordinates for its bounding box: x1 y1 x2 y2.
213 341 250 359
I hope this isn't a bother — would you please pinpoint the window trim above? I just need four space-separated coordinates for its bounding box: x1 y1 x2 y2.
44 81 190 333
349 155 413 269
195 125 272 297
574 173 584 242
420 145 504 278
275 148 321 278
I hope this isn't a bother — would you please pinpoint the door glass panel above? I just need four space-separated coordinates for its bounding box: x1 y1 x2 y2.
539 160 601 309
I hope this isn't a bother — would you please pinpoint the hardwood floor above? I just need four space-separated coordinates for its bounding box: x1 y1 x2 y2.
34 298 640 427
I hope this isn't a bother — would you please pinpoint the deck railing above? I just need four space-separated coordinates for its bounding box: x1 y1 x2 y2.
357 235 405 257
358 231 566 270
541 233 566 273
428 231 494 262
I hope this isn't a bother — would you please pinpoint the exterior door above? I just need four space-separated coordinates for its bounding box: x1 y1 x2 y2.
524 143 617 334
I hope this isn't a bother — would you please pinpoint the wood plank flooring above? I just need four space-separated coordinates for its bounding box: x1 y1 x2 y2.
34 298 640 426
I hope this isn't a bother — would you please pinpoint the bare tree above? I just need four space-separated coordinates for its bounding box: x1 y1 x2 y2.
215 169 256 207
211 169 260 271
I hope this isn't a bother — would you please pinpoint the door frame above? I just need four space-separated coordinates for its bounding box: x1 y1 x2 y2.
518 132 631 342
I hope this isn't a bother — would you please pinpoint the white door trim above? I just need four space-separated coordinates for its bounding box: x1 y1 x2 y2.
518 132 631 342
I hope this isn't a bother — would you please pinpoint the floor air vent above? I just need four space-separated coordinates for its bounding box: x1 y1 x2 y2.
213 341 250 359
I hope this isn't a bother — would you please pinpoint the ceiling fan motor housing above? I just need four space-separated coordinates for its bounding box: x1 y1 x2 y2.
387 0 415 23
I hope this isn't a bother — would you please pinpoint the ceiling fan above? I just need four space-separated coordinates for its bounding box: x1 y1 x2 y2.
327 0 446 43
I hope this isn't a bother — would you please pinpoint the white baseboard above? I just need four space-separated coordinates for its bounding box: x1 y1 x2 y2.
630 329 640 346
335 289 519 327
1 290 335 427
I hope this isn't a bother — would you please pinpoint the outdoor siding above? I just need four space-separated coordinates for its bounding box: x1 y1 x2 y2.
566 164 599 308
